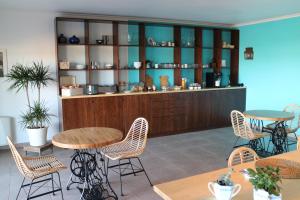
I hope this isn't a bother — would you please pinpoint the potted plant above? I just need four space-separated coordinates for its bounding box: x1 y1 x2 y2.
7 61 53 146
247 166 282 200
208 168 241 200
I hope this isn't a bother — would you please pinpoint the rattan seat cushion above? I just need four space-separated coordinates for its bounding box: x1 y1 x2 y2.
24 155 66 178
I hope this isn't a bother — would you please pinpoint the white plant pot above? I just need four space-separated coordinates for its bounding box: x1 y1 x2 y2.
253 189 282 200
26 127 48 146
208 182 241 200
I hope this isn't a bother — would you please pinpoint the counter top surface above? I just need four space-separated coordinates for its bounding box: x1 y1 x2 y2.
60 86 246 99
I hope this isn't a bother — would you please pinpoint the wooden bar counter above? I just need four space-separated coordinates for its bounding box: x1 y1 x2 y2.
60 87 246 137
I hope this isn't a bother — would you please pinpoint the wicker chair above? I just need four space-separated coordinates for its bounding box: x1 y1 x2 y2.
230 110 269 154
7 136 66 200
101 117 152 196
228 147 259 167
266 104 300 149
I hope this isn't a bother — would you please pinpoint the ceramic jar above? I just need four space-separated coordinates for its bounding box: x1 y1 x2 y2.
69 35 80 44
58 34 67 44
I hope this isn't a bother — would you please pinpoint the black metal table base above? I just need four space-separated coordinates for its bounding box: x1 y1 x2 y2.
250 119 288 155
265 121 288 155
66 149 118 200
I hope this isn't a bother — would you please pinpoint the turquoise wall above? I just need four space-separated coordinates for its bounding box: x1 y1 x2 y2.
239 17 300 110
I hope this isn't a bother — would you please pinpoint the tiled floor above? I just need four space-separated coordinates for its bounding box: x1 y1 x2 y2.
0 127 247 199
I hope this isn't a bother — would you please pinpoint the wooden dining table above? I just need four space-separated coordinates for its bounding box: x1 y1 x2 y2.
52 127 123 200
154 150 300 200
244 110 294 155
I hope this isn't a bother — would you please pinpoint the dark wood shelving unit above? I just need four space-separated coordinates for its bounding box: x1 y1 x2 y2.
59 69 88 71
55 17 240 94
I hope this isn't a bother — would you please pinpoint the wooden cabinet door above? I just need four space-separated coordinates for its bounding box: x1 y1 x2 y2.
62 98 95 130
93 96 124 131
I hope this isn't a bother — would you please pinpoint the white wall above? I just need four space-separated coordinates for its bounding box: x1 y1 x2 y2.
0 9 60 143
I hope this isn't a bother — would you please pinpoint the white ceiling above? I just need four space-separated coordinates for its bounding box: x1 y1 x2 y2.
1 0 300 26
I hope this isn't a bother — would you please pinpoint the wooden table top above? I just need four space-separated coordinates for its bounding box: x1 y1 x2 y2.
52 127 123 149
243 110 294 121
154 150 300 200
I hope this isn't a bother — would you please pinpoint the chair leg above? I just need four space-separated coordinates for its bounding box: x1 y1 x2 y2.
137 157 153 186
128 158 136 176
118 159 124 196
66 173 73 190
106 157 110 184
26 180 33 200
56 172 64 200
16 177 25 200
51 174 55 195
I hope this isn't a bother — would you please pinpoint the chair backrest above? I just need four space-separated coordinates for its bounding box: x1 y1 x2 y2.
6 136 32 178
228 147 259 167
124 117 149 152
283 104 300 132
230 110 255 139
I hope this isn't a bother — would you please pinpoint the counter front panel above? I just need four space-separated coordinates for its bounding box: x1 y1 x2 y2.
61 87 246 137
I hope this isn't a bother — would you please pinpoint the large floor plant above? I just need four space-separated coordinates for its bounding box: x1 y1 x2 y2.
7 61 54 146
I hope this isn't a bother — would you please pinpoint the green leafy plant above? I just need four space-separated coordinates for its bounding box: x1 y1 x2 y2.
7 61 54 129
247 166 282 196
21 102 52 129
6 63 33 107
31 61 54 102
217 168 234 186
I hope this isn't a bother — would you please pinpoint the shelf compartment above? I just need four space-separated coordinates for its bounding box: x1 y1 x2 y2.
118 44 139 47
181 26 195 48
118 23 139 46
59 68 87 71
119 67 140 70
58 44 87 46
89 44 114 46
146 45 176 48
89 22 113 45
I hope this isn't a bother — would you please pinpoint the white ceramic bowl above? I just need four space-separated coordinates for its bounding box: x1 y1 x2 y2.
133 62 141 69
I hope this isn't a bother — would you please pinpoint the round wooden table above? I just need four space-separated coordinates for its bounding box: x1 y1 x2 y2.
244 110 294 155
52 127 123 150
52 127 123 199
244 110 294 122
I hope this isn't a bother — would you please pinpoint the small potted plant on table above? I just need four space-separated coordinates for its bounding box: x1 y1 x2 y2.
7 61 53 146
208 169 242 200
247 166 282 200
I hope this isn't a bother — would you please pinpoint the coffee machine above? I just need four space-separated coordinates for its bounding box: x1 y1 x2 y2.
206 72 222 87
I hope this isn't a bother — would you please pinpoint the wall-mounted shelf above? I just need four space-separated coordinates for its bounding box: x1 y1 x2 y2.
56 17 239 94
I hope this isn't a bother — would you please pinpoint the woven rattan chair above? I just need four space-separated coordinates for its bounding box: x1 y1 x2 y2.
101 117 152 196
228 147 259 167
266 104 300 149
7 136 66 200
230 110 269 154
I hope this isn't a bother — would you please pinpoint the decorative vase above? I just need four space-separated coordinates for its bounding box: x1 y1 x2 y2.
26 127 48 146
253 189 282 200
208 182 241 200
69 35 80 44
58 34 67 44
